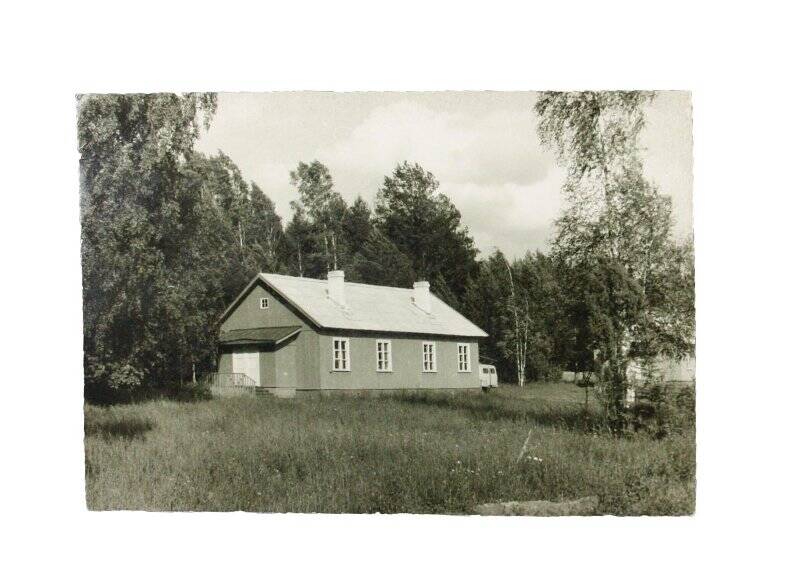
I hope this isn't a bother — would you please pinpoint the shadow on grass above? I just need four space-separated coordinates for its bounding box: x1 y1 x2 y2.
84 416 154 440
394 392 605 431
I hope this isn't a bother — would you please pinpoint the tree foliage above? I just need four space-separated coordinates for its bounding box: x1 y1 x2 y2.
79 93 289 399
463 252 512 377
463 250 564 385
79 92 694 406
289 160 348 272
374 162 478 303
536 91 694 424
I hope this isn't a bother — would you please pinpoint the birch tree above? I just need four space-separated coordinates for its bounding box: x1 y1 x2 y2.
501 256 534 387
79 93 218 398
290 160 347 272
247 182 285 273
494 257 535 388
536 91 694 423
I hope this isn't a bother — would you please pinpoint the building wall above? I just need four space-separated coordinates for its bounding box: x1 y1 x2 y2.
631 355 696 383
221 282 308 332
275 340 296 389
218 340 304 392
218 352 232 373
316 332 481 391
219 278 483 393
219 280 320 391
259 348 276 387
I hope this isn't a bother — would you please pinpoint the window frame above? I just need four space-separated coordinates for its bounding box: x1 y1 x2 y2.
457 343 471 372
376 339 393 372
259 297 270 309
422 341 437 373
332 337 350 372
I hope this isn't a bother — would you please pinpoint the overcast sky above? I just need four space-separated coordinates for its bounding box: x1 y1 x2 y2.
196 91 692 259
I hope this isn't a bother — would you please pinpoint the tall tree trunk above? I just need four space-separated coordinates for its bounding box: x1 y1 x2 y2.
322 223 330 272
265 226 274 270
503 257 527 388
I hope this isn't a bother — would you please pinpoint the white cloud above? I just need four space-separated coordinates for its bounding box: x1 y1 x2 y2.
318 99 562 256
196 91 692 260
321 100 551 190
444 173 567 256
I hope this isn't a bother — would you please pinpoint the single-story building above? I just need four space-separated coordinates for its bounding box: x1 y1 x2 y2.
216 271 488 397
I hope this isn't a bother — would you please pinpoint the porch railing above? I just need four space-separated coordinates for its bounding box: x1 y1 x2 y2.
204 372 257 397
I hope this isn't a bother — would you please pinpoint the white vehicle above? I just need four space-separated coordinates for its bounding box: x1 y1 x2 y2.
479 364 498 390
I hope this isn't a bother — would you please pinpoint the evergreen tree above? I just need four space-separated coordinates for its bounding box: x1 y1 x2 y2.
463 251 514 380
374 162 478 302
349 229 415 287
341 196 373 260
283 207 321 277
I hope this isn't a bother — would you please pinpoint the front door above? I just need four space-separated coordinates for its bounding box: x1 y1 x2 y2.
232 350 260 386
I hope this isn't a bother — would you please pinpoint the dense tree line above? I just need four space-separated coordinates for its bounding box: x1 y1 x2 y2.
79 92 694 405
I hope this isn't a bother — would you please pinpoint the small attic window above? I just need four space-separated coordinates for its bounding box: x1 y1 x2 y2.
259 298 269 309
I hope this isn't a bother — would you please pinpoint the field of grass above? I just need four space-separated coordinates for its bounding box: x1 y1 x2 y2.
84 382 695 514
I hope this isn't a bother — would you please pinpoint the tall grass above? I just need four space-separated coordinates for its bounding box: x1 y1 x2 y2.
84 384 694 514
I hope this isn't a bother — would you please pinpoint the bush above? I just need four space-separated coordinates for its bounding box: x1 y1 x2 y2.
630 382 695 438
173 382 212 402
529 358 563 383
674 383 696 418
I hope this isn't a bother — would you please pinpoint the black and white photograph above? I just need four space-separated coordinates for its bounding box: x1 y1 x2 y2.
79 90 695 515
3 2 799 587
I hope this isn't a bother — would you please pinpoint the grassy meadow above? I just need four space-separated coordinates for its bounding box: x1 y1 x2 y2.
84 383 695 514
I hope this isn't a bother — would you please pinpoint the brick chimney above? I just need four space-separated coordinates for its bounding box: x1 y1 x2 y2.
327 270 346 306
412 280 431 313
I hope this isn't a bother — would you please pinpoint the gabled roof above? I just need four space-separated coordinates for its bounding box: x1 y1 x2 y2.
219 326 302 345
252 273 487 338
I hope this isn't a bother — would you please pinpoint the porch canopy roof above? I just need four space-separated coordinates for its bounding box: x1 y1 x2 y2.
219 326 302 346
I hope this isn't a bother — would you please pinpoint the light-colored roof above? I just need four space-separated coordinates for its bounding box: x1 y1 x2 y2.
258 273 487 338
